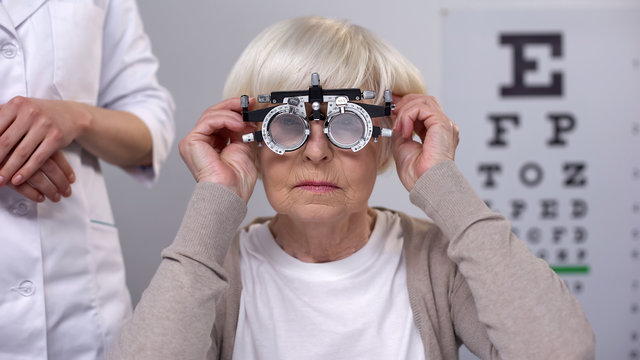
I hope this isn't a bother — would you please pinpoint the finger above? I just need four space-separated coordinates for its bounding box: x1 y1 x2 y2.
396 102 433 139
0 103 50 184
229 125 254 143
1 124 48 184
209 96 255 113
194 109 251 138
0 96 25 134
181 99 258 162
0 100 34 166
11 133 60 185
8 182 45 203
210 97 244 111
26 171 60 202
199 97 258 131
392 94 428 133
39 157 72 196
452 122 460 150
50 151 75 183
426 95 445 112
391 127 410 154
396 97 448 139
395 96 427 126
392 93 427 111
198 108 244 126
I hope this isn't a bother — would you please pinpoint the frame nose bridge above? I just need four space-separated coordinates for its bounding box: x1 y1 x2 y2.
303 102 329 120
306 119 329 143
302 120 333 161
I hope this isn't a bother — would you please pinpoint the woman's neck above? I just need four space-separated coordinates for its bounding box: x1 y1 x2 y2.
268 208 377 263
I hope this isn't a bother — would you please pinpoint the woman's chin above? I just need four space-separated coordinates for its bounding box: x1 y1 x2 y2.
279 202 358 224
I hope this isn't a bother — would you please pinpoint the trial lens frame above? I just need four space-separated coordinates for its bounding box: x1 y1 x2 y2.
240 73 394 155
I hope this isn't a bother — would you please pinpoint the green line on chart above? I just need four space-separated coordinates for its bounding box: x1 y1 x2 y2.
550 265 590 275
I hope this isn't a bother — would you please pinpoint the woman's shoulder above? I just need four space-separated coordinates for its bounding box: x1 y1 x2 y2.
373 206 453 264
240 216 274 232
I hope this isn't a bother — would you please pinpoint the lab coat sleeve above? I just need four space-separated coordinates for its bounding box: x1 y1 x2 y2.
409 160 595 359
97 0 175 186
107 182 247 360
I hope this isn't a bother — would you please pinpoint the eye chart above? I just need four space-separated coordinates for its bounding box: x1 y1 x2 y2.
442 6 640 359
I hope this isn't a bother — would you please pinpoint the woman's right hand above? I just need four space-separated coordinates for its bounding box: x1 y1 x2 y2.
178 98 259 203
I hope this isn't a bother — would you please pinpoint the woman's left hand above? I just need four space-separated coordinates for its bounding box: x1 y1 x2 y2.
392 94 460 192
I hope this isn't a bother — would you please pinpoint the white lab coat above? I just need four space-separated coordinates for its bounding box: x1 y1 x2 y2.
0 0 175 359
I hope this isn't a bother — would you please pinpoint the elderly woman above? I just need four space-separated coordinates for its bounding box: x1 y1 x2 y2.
108 17 594 360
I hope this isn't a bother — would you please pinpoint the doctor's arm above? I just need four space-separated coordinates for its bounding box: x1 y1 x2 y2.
0 97 154 188
0 0 173 189
94 0 175 185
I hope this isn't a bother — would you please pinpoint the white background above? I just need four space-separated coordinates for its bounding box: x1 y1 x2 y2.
104 1 640 358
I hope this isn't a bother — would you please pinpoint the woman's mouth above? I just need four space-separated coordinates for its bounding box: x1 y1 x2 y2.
294 181 341 194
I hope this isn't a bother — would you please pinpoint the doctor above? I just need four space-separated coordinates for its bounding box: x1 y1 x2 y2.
0 0 174 359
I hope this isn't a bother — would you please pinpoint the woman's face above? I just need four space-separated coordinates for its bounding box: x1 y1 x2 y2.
258 118 382 223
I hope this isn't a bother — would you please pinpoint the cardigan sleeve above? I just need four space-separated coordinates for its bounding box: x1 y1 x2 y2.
409 160 595 359
107 182 247 360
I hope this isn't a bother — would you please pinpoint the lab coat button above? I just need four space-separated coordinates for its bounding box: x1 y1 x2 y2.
12 280 36 297
1 42 18 59
11 200 30 216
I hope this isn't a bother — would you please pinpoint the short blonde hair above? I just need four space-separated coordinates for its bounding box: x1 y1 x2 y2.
223 16 426 171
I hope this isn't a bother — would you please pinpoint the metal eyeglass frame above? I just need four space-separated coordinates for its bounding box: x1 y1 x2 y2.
241 73 394 155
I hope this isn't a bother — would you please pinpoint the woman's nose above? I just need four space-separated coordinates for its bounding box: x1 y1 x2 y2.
302 121 333 163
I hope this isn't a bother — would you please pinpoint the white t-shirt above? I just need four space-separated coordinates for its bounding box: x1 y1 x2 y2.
233 209 425 360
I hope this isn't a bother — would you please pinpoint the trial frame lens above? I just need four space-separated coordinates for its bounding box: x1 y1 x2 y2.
268 113 308 149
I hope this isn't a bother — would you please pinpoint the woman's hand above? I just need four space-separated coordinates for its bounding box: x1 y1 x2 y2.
6 151 75 202
392 94 460 192
178 98 258 203
0 97 90 186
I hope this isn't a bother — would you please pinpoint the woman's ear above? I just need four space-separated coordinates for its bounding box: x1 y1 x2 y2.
376 148 393 174
375 116 394 173
254 143 264 179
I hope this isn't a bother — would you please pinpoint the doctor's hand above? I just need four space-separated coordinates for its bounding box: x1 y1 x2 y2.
5 150 75 203
392 94 460 192
0 97 90 187
179 98 259 203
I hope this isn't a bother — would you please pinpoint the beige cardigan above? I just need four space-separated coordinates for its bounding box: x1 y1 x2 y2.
108 161 595 359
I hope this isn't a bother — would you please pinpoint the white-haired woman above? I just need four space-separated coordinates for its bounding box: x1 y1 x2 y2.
108 17 594 360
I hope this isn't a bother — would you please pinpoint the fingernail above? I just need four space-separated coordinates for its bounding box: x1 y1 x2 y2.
0 175 4 185
68 173 75 183
64 187 72 197
53 193 61 202
13 174 23 184
37 195 45 202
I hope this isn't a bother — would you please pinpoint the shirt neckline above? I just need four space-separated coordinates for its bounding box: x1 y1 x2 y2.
254 209 392 282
